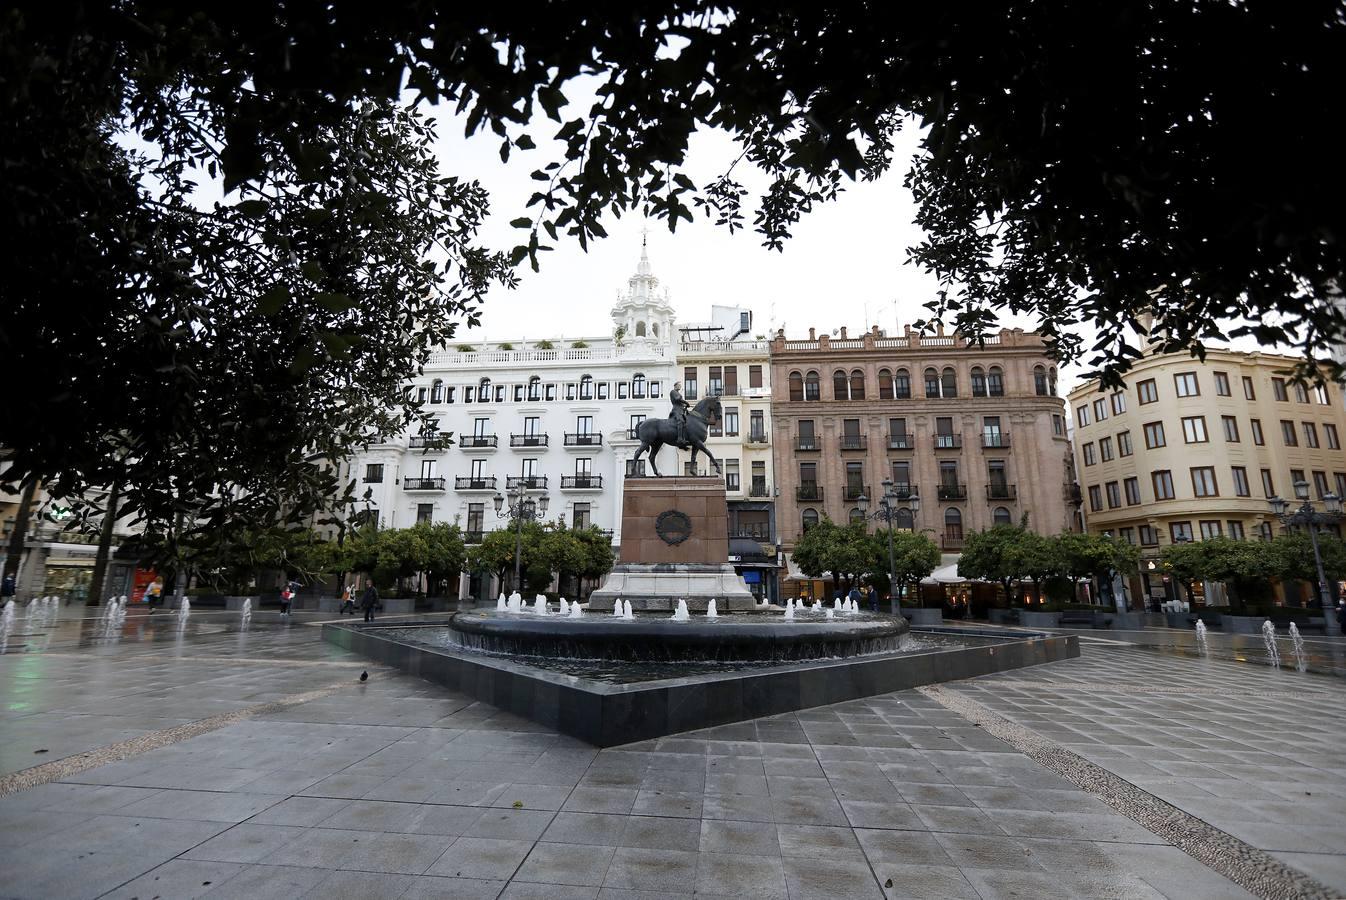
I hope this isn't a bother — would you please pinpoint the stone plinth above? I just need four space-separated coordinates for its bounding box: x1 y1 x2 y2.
589 476 757 612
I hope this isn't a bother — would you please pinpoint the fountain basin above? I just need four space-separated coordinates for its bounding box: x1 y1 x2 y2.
445 609 909 663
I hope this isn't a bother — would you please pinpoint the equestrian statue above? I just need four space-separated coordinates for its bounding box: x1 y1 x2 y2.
630 387 723 477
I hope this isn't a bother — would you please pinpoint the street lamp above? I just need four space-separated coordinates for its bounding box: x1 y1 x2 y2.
1268 481 1342 636
857 479 920 615
494 483 549 593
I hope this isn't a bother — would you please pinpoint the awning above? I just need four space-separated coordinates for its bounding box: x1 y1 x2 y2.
922 563 968 585
783 554 832 583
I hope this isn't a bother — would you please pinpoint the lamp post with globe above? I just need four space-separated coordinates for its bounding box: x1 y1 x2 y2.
494 484 549 593
856 479 921 615
1268 482 1342 636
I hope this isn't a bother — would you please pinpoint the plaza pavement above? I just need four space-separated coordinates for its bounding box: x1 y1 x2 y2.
0 605 1343 899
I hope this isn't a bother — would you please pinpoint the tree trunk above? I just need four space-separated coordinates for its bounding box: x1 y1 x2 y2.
3 475 39 588
87 475 122 605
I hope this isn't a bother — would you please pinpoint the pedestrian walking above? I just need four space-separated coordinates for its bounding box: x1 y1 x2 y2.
339 584 356 615
847 584 862 609
145 578 164 613
279 580 300 616
360 579 379 623
866 585 879 613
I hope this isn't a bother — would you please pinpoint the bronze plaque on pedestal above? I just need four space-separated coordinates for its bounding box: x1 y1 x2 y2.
617 476 730 566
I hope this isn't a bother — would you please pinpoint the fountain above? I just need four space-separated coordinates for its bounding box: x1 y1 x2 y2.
812 599 821 612
176 596 191 626
568 600 583 618
558 598 570 616
1260 619 1281 667
1194 619 1208 656
825 607 835 620
671 598 690 622
496 593 507 611
833 598 842 612
706 599 718 619
783 599 795 620
533 595 549 616
621 599 634 620
240 597 252 621
1288 622 1306 671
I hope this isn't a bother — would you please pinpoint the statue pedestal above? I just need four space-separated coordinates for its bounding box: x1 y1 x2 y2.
589 477 758 613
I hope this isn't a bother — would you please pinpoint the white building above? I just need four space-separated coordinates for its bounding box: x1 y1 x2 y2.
350 242 681 599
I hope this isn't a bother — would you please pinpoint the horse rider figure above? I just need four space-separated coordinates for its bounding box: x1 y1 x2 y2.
668 383 691 448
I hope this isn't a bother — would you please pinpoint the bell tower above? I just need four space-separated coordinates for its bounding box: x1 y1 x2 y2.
611 228 676 355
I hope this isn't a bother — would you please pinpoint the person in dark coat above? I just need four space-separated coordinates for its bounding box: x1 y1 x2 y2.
866 585 879 613
360 580 379 623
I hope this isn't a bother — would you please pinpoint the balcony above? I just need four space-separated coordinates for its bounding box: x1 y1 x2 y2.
839 435 867 451
560 475 603 490
564 432 603 448
725 478 742 494
454 476 497 491
887 434 915 450
796 484 824 502
937 482 968 501
888 482 917 499
749 479 770 498
942 536 966 551
987 483 1017 500
511 433 549 448
459 435 498 450
981 433 1011 449
404 477 447 492
794 437 821 452
730 524 772 540
844 483 869 501
409 435 450 450
747 432 769 445
933 434 962 450
506 475 549 491
463 530 484 544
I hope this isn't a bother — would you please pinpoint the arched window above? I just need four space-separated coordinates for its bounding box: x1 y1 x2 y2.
993 506 1012 525
802 508 820 530
804 371 821 401
1049 367 1059 394
789 371 804 402
527 376 541 401
635 321 647 337
878 369 894 400
849 508 866 524
652 323 659 337
895 508 914 531
944 507 963 540
849 369 866 400
988 366 1004 397
894 368 911 399
580 375 593 400
941 367 958 398
478 378 492 402
925 368 940 398
632 373 647 398
833 370 849 400
1034 366 1049 396
430 379 444 404
970 367 987 397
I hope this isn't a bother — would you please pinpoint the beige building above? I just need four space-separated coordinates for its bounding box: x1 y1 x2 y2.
1069 348 1346 606
769 325 1076 581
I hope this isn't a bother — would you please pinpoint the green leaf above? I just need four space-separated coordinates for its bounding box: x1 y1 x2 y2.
236 199 270 217
515 134 536 150
509 217 533 229
314 292 355 312
257 284 290 316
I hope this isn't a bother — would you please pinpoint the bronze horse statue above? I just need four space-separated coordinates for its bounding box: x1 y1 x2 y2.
631 396 723 477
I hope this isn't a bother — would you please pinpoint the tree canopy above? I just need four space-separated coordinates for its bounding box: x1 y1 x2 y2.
5 4 1343 553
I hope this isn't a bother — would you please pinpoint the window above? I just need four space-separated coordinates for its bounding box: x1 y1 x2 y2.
597 381 609 399
988 367 1004 396
1227 521 1245 540
1181 416 1208 443
993 507 1012 525
751 460 766 496
617 381 629 399
1281 420 1298 446
1034 366 1049 396
632 373 647 399
944 508 964 541
1111 392 1126 415
845 460 864 498
1316 384 1331 405
1313 470 1330 498
724 366 738 396
1088 485 1103 511
941 367 958 398
1213 372 1230 396
684 367 698 400
891 460 912 491
724 407 739 436
579 375 593 400
1293 382 1308 403
572 502 591 529
1231 466 1250 497
430 380 444 403
1261 468 1275 498
1199 521 1223 540
1326 424 1341 450
1174 372 1199 397
1250 418 1265 445
625 458 647 477
1124 476 1141 505
749 410 764 441
1139 525 1159 546
1093 398 1108 422
1336 473 1346 499
476 378 492 402
1170 521 1194 543
925 368 940 398
1272 377 1288 401
1303 422 1319 448
988 460 1009 496
1105 481 1121 509
1099 436 1114 462
1143 421 1166 449
494 385 505 403
416 386 428 404
894 369 911 399
1221 416 1240 442
417 504 434 524
629 414 646 438
799 462 818 498
545 383 556 401
709 366 724 397
801 508 819 530
1137 379 1158 404
749 365 763 389
467 503 485 535
1191 467 1218 497
462 383 472 404
842 418 863 450
935 416 958 448
850 369 866 400
1117 431 1133 456
576 415 594 437
1052 414 1065 436
1119 527 1136 545
878 369 894 400
725 459 740 492
1152 470 1175 500
364 464 384 483
564 383 576 401
1082 443 1097 466
788 371 804 402
797 420 816 449
1076 405 1091 427
971 367 987 397
1290 468 1306 492
419 458 438 479
1242 376 1256 400
833 369 849 400
804 370 820 401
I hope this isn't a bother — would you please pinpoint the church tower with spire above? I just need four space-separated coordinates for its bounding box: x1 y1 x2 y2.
611 230 676 359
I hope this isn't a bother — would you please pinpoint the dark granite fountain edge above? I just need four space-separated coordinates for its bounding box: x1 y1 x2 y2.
322 621 1079 747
